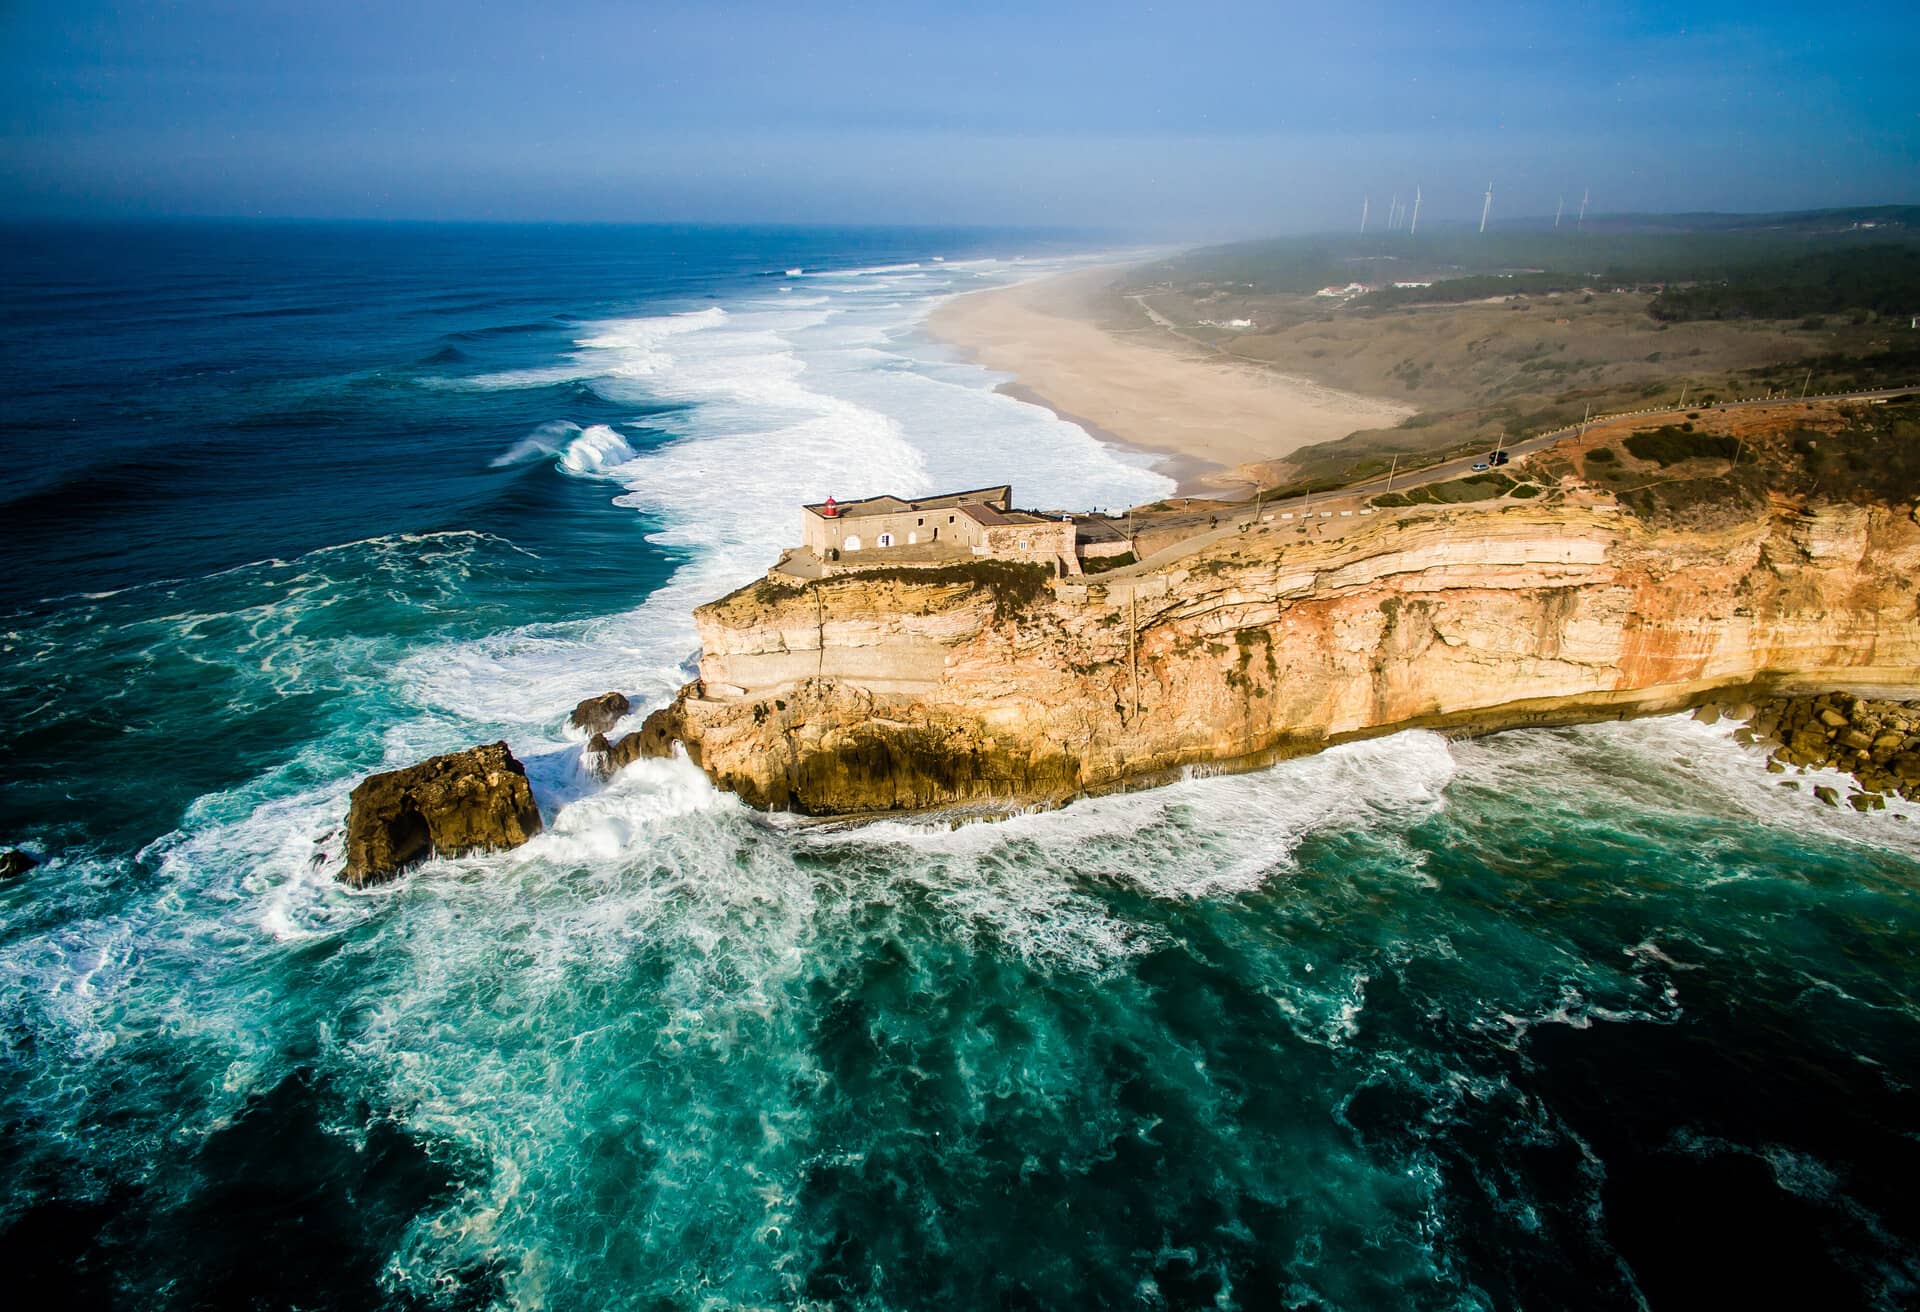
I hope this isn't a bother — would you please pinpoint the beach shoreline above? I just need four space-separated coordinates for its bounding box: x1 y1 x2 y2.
927 264 1414 497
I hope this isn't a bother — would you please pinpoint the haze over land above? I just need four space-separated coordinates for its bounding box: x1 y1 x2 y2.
1 0 1915 231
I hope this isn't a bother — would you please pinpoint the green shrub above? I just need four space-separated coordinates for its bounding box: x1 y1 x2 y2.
1624 426 1741 466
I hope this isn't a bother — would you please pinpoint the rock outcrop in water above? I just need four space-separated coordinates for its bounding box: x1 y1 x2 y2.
630 488 1920 816
1714 692 1920 809
0 849 36 880
568 691 631 737
342 742 543 886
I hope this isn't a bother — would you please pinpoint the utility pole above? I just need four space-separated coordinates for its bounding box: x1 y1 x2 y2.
1409 185 1421 237
1801 367 1814 400
1385 453 1399 493
1580 402 1591 437
1480 181 1494 234
1679 385 1688 408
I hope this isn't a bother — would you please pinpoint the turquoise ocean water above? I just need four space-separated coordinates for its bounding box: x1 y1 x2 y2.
1 223 1917 1309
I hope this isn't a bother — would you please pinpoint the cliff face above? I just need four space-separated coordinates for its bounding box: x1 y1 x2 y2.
637 499 1920 815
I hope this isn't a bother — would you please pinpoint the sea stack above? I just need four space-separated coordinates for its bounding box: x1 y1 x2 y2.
342 742 543 887
568 691 631 737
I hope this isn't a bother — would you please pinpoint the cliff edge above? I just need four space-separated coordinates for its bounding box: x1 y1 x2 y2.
633 402 1920 816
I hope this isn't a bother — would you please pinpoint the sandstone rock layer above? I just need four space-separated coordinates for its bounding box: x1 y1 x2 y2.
640 500 1920 815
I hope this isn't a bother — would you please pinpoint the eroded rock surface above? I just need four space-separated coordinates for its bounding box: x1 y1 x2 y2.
636 497 1920 816
568 691 631 737
1715 692 1920 809
342 742 543 886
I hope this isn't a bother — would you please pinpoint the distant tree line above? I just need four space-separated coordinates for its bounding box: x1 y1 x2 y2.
1647 246 1920 322
1131 220 1920 312
1350 272 1620 310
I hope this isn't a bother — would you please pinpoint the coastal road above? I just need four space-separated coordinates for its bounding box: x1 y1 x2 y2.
1107 385 1917 579
1249 385 1920 517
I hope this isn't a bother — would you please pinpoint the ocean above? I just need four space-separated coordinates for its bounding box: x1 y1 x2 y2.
2 221 1917 1310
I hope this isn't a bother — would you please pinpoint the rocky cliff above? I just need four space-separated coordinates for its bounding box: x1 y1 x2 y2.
633 495 1920 816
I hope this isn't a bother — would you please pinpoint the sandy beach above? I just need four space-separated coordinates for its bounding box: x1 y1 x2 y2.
928 266 1413 495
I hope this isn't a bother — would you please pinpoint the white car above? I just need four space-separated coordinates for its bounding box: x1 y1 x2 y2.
1471 462 1489 471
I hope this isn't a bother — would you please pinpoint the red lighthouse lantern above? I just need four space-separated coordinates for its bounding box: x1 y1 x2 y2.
822 496 840 518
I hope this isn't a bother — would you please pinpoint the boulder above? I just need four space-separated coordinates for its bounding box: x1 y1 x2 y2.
568 692 631 737
586 702 691 779
342 742 543 887
1813 784 1840 807
0 849 36 880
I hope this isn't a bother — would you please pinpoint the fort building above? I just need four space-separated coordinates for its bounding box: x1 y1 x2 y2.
785 484 1135 579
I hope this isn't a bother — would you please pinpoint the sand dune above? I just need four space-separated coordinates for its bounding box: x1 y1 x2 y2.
928 266 1413 494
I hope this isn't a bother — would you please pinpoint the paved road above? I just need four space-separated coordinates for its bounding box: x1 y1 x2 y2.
1092 385 1917 582
1248 384 1919 518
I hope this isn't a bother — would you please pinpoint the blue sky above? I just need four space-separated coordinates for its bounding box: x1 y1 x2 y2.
0 0 1913 233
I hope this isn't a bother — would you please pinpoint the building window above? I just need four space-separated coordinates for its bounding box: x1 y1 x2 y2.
948 515 955 523
1019 539 1030 551
877 533 894 548
916 517 924 526
844 535 862 551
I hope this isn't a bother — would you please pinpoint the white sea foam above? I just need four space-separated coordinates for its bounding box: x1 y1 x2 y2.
555 424 638 475
491 419 582 467
494 420 642 476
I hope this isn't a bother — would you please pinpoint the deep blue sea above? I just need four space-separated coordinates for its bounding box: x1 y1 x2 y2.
2 222 1918 1310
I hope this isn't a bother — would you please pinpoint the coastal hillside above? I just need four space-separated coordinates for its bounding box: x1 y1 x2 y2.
1111 217 1920 492
632 397 1920 815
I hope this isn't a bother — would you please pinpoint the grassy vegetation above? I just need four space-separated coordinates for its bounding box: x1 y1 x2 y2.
750 559 1055 620
1129 210 1920 299
1353 272 1620 310
1744 345 1920 396
1608 395 1920 525
1623 426 1743 465
1371 471 1516 507
1786 396 1920 504
852 560 1054 621
1080 552 1136 574
1649 246 1920 322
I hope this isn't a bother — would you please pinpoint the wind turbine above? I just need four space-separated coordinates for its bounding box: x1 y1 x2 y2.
1361 197 1370 233
1577 187 1589 230
1479 181 1494 234
1555 195 1564 228
1409 185 1421 236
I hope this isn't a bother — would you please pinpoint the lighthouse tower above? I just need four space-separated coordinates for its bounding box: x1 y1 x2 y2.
822 496 840 518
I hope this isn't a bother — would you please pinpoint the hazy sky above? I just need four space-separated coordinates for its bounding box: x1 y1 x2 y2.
1 0 1913 234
